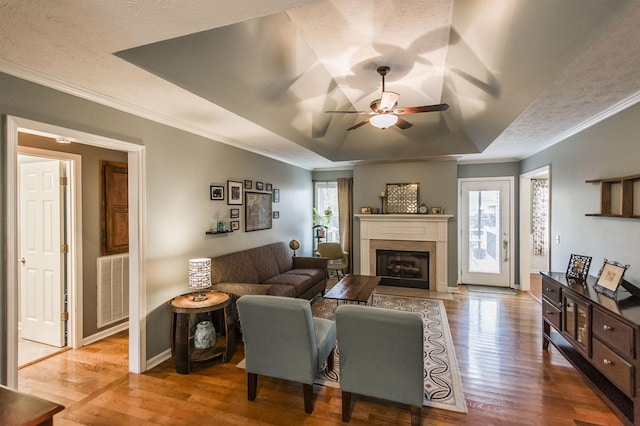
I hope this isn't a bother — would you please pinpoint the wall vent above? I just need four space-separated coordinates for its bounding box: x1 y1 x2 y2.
97 254 129 328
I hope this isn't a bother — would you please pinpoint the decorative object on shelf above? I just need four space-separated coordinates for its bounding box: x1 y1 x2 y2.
566 254 592 280
256 181 264 190
385 183 419 214
289 239 300 257
379 191 386 213
273 188 280 203
230 208 240 219
227 180 243 205
370 208 380 214
594 259 630 297
266 183 273 191
430 206 443 214
244 179 252 189
245 191 272 231
360 207 371 214
273 211 279 219
194 320 216 349
188 258 211 301
217 221 226 232
418 203 428 214
230 220 239 231
210 185 224 201
209 218 217 232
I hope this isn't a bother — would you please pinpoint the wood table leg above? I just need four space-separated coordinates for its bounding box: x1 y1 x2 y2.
174 313 190 374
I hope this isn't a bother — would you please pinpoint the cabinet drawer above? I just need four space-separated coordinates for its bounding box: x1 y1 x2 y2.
542 299 561 330
542 278 562 305
593 308 634 359
592 338 635 397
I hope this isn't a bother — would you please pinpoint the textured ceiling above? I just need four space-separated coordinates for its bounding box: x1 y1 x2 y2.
1 0 639 169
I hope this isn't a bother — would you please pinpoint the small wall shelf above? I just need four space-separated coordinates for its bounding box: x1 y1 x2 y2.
205 230 233 235
586 174 640 219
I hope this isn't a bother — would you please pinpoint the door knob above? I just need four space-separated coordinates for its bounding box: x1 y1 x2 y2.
17 258 26 264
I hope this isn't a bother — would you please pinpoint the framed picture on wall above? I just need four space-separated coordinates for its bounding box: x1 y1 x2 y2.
245 191 272 232
230 208 240 219
273 188 280 203
227 180 243 205
210 185 224 201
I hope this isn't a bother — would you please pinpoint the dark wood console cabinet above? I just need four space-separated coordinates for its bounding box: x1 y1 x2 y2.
542 272 640 425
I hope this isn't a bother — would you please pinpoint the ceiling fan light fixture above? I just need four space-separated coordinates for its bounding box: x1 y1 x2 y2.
370 113 398 129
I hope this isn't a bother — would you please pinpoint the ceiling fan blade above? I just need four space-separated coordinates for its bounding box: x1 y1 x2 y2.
395 103 449 114
395 117 413 129
325 110 369 114
347 118 370 131
380 91 400 111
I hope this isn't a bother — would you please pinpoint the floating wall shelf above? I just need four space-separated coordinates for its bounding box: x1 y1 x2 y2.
586 174 640 219
205 230 233 235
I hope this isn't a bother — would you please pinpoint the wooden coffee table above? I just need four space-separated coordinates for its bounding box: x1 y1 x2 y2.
323 274 381 305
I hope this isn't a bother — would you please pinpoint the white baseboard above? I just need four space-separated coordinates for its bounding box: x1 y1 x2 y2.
146 349 172 371
82 321 129 346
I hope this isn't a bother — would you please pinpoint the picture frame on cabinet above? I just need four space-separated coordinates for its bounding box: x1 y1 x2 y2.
595 259 629 297
566 254 592 280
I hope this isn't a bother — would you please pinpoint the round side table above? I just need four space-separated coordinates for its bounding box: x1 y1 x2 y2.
169 290 235 374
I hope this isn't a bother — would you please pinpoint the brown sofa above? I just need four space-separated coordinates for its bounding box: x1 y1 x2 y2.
210 242 327 300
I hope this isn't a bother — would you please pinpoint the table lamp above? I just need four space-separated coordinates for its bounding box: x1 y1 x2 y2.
188 258 211 301
289 239 300 257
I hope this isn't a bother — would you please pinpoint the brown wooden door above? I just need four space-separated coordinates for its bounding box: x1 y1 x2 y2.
101 161 128 255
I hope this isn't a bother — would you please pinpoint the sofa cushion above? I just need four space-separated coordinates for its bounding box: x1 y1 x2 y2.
264 272 317 297
210 251 259 284
245 245 281 283
266 284 296 297
267 242 294 273
287 268 326 282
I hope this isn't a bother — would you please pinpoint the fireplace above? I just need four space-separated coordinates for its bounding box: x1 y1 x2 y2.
356 214 451 293
376 249 429 289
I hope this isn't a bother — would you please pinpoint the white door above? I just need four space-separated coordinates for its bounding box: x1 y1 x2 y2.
19 159 66 347
460 178 513 287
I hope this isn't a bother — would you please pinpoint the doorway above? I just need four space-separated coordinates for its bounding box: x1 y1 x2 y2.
17 148 79 366
458 177 514 287
519 166 551 292
5 116 146 389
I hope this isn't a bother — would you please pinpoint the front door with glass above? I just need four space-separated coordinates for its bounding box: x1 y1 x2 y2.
459 178 513 287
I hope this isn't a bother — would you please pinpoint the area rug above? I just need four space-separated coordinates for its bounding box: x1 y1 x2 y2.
466 285 518 295
237 294 468 414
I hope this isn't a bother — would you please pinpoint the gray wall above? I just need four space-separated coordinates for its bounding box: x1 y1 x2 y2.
522 102 640 285
352 160 459 287
0 72 312 365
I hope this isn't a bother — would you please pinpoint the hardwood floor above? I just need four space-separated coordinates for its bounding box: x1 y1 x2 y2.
18 290 622 425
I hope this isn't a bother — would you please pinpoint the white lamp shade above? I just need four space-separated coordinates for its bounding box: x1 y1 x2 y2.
189 258 211 290
370 113 398 129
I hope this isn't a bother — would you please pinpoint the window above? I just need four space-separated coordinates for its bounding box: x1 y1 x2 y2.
314 181 339 243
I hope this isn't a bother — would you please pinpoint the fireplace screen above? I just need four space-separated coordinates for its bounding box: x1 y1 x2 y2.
376 249 429 288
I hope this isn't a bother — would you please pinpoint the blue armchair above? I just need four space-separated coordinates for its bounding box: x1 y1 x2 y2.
236 295 336 414
336 304 424 425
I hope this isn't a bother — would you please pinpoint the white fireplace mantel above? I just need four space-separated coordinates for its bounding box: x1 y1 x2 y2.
356 214 453 293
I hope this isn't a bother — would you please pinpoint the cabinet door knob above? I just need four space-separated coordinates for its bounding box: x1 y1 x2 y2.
545 288 553 293
545 311 554 315
603 325 613 332
603 359 612 366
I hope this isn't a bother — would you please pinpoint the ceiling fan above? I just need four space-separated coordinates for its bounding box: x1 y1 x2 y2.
326 66 449 130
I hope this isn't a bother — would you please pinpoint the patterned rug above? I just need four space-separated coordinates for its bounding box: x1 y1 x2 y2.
312 294 468 414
